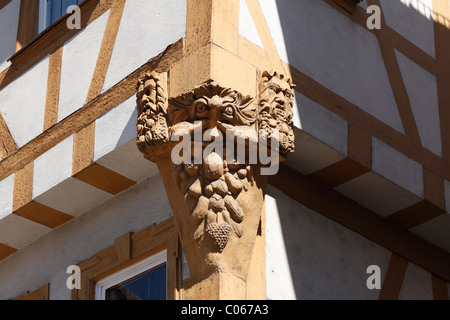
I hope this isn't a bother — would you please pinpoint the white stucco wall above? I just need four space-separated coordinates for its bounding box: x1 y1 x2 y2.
0 56 50 148
33 135 74 199
372 137 424 198
0 174 14 221
396 49 441 157
255 0 404 134
380 0 435 58
101 0 187 92
0 0 20 73
0 174 172 300
265 186 392 300
58 10 111 122
398 262 433 300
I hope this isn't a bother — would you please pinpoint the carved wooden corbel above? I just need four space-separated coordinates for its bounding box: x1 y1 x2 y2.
136 70 295 294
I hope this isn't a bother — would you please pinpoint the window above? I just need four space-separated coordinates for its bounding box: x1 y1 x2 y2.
72 220 181 300
38 0 83 32
95 250 167 300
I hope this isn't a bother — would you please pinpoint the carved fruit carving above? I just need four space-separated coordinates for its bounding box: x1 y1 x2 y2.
175 152 252 252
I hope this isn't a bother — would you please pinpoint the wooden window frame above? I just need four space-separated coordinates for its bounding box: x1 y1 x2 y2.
13 283 50 300
95 249 167 300
71 218 182 300
328 0 362 14
8 0 96 63
1 0 111 92
15 0 40 52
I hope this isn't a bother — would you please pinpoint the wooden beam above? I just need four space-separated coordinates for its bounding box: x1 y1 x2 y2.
74 163 136 195
378 253 408 300
15 0 40 52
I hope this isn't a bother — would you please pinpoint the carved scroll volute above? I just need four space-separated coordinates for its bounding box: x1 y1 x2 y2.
136 71 295 281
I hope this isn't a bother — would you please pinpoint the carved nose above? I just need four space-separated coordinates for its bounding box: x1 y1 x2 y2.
274 97 285 105
206 96 222 128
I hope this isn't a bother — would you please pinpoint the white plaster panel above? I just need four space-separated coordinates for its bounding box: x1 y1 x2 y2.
34 177 112 218
0 174 171 300
0 174 14 220
93 95 137 162
380 0 435 58
95 140 158 183
265 189 297 300
58 10 110 122
265 186 391 300
0 57 49 148
410 213 450 253
239 0 263 48
396 50 441 156
0 214 50 250
295 92 348 155
335 172 421 217
399 262 433 300
0 0 20 72
372 137 424 197
33 135 74 199
259 0 404 134
102 0 187 92
284 128 345 175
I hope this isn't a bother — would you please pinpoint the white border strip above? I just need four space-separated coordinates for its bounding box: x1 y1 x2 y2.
38 0 48 33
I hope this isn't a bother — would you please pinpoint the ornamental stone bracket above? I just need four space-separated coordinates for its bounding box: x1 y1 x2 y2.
136 69 295 299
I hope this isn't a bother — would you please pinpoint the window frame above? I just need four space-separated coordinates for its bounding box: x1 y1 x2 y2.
38 0 83 34
71 218 182 300
8 0 99 64
95 250 167 300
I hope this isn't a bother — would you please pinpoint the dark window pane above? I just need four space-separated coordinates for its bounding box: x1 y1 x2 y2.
49 0 61 25
106 263 166 300
106 284 128 300
46 0 52 27
62 0 78 14
149 265 167 300
46 0 81 28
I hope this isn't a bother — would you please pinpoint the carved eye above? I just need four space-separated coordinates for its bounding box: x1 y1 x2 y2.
269 85 280 93
196 103 206 113
284 91 293 99
193 100 209 118
224 106 234 116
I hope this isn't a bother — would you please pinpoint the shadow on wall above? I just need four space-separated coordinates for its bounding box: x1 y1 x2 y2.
267 186 392 300
272 0 449 299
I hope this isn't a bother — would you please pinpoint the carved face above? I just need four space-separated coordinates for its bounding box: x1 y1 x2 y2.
169 84 257 133
259 73 295 154
261 76 294 127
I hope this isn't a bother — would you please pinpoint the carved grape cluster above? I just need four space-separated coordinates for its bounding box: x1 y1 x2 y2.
136 73 169 153
176 152 252 252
